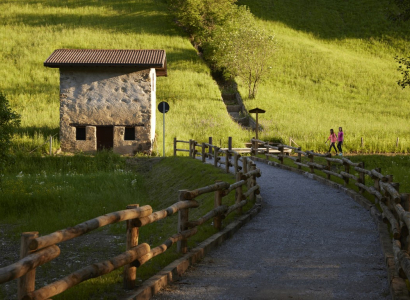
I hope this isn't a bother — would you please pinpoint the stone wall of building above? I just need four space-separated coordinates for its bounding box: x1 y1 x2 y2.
59 67 156 154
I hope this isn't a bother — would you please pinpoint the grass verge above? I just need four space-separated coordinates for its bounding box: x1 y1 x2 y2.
0 154 253 299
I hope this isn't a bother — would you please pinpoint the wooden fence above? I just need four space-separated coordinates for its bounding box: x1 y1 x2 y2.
174 137 256 175
0 145 261 300
250 137 410 289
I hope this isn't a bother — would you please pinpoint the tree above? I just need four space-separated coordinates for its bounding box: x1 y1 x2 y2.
0 91 20 177
209 6 276 99
168 0 237 47
395 56 410 88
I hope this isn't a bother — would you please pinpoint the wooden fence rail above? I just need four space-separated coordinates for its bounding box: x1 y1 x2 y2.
0 140 261 300
251 137 410 291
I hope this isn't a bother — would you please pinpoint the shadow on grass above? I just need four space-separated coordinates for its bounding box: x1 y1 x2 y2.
6 1 183 37
237 0 410 42
15 126 59 139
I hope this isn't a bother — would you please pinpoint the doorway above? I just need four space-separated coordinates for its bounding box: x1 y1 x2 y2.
96 126 113 151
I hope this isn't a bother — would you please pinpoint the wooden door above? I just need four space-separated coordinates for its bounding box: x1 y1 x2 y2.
96 126 113 151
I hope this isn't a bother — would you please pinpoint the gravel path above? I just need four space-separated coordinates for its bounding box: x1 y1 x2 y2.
153 160 390 300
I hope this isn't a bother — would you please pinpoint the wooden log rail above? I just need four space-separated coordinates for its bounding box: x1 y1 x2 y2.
252 137 410 287
173 137 246 174
28 206 153 252
1 140 262 299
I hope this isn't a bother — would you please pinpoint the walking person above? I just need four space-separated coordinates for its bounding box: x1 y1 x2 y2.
337 127 344 156
326 129 338 155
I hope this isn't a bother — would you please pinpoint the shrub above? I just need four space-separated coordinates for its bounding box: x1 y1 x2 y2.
0 91 20 179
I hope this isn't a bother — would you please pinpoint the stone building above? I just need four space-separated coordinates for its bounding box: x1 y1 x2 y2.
44 49 167 154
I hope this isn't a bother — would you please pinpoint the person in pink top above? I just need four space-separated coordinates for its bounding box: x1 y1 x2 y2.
337 127 344 156
326 129 338 154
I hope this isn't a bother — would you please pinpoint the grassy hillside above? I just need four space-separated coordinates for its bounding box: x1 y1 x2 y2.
237 0 410 153
0 0 247 156
1 0 410 154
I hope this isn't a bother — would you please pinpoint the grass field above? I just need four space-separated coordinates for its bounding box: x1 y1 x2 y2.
2 0 410 155
237 0 410 153
0 0 247 157
0 154 250 299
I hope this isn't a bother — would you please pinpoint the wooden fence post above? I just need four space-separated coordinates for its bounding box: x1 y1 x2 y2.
177 190 189 254
373 168 381 194
242 157 248 174
233 153 238 174
249 163 256 202
228 137 232 151
235 171 243 215
361 137 364 148
192 141 197 159
214 182 223 230
326 157 331 180
173 137 177 156
124 204 140 289
189 139 193 158
265 143 269 160
343 161 350 186
309 153 314 174
202 143 206 163
359 162 365 193
279 145 284 164
297 147 302 169
18 232 39 299
209 137 213 157
214 146 219 167
225 151 230 173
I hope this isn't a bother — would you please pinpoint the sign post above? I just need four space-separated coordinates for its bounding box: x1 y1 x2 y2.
158 101 170 157
249 108 266 140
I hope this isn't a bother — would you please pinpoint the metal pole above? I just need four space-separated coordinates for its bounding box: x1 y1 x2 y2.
49 136 52 156
163 102 165 157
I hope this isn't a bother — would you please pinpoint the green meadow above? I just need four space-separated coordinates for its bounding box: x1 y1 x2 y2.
1 0 409 154
0 154 246 299
238 0 410 153
0 0 247 157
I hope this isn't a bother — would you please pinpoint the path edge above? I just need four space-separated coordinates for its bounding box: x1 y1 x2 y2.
122 197 262 300
251 156 410 300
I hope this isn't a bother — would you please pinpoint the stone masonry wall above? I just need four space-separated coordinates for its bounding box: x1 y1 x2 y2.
59 67 156 154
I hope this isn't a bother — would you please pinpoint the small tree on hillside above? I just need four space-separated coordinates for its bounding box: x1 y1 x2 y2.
168 0 237 47
210 6 276 99
0 91 20 179
395 56 410 88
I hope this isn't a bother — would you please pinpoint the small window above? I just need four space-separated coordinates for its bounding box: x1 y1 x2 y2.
124 127 135 140
76 127 86 140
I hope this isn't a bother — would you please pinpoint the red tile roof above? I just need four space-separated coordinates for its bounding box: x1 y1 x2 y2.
44 49 167 76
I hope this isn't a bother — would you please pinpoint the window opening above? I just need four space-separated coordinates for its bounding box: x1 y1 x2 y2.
76 127 86 140
124 127 135 140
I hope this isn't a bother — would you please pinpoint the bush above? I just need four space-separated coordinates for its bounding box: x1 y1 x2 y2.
0 91 20 178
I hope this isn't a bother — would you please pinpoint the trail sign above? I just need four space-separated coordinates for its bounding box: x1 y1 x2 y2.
158 102 170 157
158 101 170 113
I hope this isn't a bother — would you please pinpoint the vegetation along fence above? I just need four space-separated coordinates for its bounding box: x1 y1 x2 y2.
0 141 261 300
249 137 410 293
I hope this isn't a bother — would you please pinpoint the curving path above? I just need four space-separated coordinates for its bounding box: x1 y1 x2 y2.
153 160 390 300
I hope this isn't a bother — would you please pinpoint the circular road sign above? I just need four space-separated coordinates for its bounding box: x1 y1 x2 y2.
158 101 170 113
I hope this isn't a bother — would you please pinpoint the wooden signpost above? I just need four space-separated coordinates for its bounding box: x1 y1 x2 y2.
249 107 266 139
